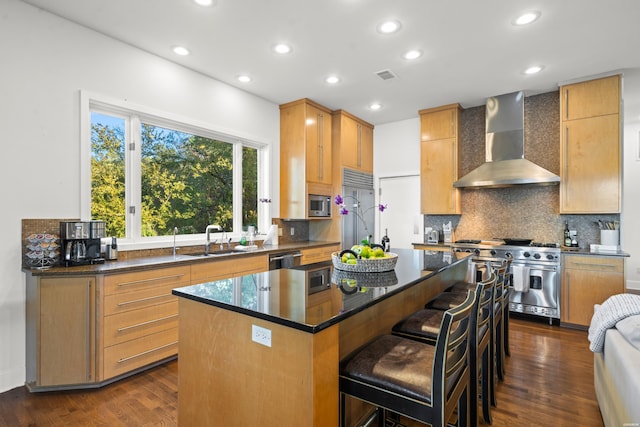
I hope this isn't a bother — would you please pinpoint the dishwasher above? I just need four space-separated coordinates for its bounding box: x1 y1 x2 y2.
268 251 302 270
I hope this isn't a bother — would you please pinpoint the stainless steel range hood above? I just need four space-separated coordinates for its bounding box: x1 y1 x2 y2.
453 91 560 188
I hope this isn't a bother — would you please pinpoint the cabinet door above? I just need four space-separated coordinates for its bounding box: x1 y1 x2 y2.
560 114 620 213
39 277 95 386
420 108 457 141
359 124 374 173
561 75 620 121
305 105 332 185
421 138 460 214
340 115 360 170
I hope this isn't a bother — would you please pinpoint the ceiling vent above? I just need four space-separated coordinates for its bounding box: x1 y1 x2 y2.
375 69 397 80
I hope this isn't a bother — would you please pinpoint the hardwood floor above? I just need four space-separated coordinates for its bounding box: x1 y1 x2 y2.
0 317 603 426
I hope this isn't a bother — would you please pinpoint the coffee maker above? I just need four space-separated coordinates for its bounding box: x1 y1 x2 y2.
60 221 106 266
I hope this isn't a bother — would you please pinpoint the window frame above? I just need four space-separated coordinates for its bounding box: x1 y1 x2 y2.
80 91 271 250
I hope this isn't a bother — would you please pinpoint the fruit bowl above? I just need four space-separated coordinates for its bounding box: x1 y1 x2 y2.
331 250 398 273
332 269 399 293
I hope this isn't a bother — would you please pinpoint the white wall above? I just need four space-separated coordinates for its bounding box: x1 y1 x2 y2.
0 0 279 393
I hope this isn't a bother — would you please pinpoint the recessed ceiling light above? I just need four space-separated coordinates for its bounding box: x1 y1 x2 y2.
369 103 382 111
172 46 190 56
193 0 215 6
402 49 423 60
513 11 541 26
377 20 401 34
524 65 544 75
273 43 292 54
237 75 252 83
325 75 340 84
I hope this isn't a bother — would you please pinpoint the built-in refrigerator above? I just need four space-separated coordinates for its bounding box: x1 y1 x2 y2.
341 169 375 249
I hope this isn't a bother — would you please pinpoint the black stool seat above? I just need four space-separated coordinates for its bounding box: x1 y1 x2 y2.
341 334 438 403
392 308 444 343
428 292 469 310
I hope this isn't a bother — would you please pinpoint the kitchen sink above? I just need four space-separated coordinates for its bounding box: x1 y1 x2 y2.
184 249 236 257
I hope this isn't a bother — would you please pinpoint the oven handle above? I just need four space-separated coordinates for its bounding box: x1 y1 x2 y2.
510 263 558 273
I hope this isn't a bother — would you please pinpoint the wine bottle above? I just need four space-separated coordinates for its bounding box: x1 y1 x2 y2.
381 228 390 252
564 221 572 247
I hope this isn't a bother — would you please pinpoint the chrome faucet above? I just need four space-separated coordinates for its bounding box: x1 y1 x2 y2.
173 227 178 257
205 224 222 255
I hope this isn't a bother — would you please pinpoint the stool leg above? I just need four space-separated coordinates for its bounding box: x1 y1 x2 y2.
504 308 510 357
481 345 492 424
496 320 505 381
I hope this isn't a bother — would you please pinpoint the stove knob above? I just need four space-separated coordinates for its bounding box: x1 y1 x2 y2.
490 250 497 256
546 254 555 260
464 249 472 253
505 252 513 258
473 249 480 255
523 252 531 258
533 253 541 259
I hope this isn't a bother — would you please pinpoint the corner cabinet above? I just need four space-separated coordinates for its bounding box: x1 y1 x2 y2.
280 98 333 219
332 110 374 174
26 274 97 390
561 254 625 327
419 104 462 214
560 75 621 213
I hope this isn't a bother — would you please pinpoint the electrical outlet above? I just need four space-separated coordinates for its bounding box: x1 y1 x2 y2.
252 325 272 347
278 227 283 236
290 228 295 236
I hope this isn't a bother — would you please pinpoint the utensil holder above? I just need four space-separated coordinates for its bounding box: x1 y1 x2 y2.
600 230 619 247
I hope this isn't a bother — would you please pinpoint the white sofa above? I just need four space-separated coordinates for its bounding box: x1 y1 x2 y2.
590 297 640 427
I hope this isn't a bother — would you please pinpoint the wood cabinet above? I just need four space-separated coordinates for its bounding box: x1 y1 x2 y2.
101 265 190 379
419 104 462 214
280 98 333 219
332 110 374 174
26 275 96 390
561 254 625 327
560 75 621 213
300 244 340 265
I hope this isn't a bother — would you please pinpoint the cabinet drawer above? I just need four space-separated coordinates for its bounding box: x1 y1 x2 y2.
103 301 178 347
103 328 178 379
301 245 339 265
190 254 268 283
104 266 190 296
563 255 623 272
104 283 176 315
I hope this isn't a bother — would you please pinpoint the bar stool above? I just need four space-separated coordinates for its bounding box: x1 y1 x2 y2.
339 290 476 427
394 274 496 425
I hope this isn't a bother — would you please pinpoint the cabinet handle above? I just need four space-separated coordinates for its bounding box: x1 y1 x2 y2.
450 110 454 135
118 274 185 287
357 124 362 167
564 89 569 119
117 293 172 306
117 314 178 332
117 341 177 364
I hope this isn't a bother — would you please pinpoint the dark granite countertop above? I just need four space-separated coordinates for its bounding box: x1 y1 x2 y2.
172 248 468 334
25 241 340 276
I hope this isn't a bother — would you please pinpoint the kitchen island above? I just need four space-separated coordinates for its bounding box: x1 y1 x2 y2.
172 248 470 426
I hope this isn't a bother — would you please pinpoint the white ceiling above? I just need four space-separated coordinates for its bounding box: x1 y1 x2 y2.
21 0 640 125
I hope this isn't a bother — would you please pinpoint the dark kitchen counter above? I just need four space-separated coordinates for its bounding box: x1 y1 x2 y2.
172 248 469 334
25 240 340 276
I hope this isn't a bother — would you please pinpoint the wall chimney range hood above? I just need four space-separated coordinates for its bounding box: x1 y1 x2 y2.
453 91 560 189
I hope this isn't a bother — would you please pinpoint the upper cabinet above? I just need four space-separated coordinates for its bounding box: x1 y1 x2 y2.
332 110 374 174
419 104 462 214
280 99 333 219
560 75 621 213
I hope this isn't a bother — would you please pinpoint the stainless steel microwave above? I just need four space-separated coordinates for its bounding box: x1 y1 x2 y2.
308 194 331 217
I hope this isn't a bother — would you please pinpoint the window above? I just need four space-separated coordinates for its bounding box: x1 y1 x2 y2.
84 95 267 245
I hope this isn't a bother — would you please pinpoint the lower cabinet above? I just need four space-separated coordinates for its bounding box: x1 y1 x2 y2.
561 254 625 327
26 274 96 390
301 244 340 265
101 265 190 380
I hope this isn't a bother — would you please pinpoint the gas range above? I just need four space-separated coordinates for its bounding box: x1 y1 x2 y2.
451 240 560 265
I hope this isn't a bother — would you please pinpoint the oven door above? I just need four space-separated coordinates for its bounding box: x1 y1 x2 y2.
508 261 560 319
